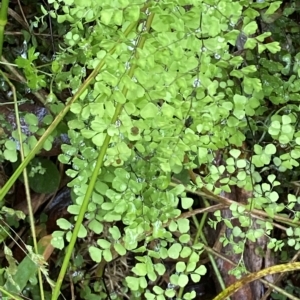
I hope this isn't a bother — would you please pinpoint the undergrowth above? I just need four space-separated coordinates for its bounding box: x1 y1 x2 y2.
1 0 300 299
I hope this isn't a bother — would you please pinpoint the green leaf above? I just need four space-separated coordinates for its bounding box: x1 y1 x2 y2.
198 147 208 160
267 174 276 185
241 65 257 75
145 292 156 300
97 239 111 249
51 231 65 250
268 191 279 202
265 42 281 54
232 226 243 237
179 234 190 244
230 149 241 159
178 274 189 288
264 1 282 15
101 9 114 25
24 113 39 126
132 263 147 276
3 149 18 162
114 243 126 256
139 276 148 289
124 5 140 22
236 159 246 168
244 38 257 49
78 224 87 238
112 177 127 192
57 15 67 23
126 276 139 291
224 219 233 229
171 184 185 196
243 21 258 35
165 289 176 298
153 285 164 295
113 9 123 25
194 265 207 275
168 220 178 232
288 194 297 203
286 227 293 236
191 273 200 283
148 270 157 282
15 57 30 68
57 218 72 230
103 249 113 262
14 157 60 194
89 246 102 263
168 243 182 259
176 262 186 273
183 291 196 300
180 246 192 258
181 197 194 209
177 219 190 233
68 205 81 215
265 144 276 155
140 103 158 119
88 219 103 234
4 253 39 293
205 16 221 36
109 226 121 240
186 261 196 273
114 90 126 104
154 263 166 275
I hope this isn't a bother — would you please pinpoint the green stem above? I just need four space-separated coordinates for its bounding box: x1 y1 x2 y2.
51 133 115 300
51 12 154 299
0 70 45 300
12 74 45 300
0 286 23 300
0 0 9 57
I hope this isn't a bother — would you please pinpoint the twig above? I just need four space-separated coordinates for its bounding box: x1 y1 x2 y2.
204 245 300 300
260 249 300 300
169 181 300 228
16 0 29 28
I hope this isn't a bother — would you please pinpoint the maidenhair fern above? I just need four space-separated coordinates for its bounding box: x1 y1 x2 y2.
39 0 300 298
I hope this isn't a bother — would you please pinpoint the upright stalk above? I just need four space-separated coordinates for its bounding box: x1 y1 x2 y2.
0 70 45 299
0 0 9 57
